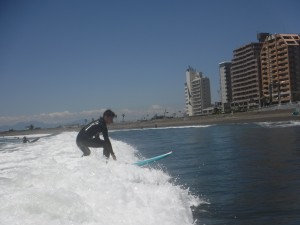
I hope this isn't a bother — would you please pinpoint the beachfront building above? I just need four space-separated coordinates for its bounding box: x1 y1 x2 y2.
185 66 211 116
260 34 300 104
219 61 232 112
230 33 268 110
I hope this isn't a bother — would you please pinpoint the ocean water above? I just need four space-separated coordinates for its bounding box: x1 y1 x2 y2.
1 121 300 225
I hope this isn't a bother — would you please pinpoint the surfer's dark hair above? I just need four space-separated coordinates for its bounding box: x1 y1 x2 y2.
103 109 117 118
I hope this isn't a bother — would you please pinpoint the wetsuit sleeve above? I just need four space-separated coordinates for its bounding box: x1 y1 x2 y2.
102 124 114 155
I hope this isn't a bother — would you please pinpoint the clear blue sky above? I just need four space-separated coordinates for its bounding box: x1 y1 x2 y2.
1 0 299 125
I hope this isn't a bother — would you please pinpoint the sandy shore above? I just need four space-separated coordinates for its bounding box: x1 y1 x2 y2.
110 108 300 129
1 108 299 137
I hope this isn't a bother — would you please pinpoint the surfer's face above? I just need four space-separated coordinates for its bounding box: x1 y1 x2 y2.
104 116 114 124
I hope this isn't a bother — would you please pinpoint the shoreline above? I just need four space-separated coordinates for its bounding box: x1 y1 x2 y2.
1 108 299 137
109 108 300 131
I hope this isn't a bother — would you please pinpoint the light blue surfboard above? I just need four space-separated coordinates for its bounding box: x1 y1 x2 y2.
133 151 173 166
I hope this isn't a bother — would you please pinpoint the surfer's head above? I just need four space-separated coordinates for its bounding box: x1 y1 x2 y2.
22 136 28 143
103 109 117 124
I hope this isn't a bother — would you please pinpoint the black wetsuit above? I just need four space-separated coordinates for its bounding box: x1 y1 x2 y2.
23 138 29 143
76 117 114 157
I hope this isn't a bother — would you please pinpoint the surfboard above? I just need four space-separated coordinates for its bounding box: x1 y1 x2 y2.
133 151 173 166
30 137 40 143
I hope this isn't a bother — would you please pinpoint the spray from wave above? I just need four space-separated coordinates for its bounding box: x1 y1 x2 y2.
0 132 201 225
256 120 300 128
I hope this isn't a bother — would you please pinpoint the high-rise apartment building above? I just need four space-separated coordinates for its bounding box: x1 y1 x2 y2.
185 66 211 116
230 35 266 109
219 62 232 103
260 34 300 104
219 62 232 111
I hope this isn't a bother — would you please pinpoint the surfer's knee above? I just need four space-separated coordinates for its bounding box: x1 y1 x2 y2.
77 142 91 156
82 148 91 156
82 150 91 156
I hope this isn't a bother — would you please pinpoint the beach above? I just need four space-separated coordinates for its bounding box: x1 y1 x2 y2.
110 108 300 130
1 108 299 137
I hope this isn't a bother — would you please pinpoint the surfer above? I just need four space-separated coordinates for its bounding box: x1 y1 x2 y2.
22 136 30 143
76 109 117 160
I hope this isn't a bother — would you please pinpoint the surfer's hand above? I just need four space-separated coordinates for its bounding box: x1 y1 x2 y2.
111 153 117 161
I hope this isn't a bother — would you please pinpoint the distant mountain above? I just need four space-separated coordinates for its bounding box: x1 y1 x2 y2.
0 121 59 132
0 119 91 132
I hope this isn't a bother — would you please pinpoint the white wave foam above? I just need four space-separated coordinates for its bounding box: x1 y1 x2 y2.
111 124 213 133
256 120 300 128
0 132 200 225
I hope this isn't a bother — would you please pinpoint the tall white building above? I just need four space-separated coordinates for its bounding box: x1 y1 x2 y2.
185 66 211 116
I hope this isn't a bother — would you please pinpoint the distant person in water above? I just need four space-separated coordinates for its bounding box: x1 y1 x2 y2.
22 136 29 143
76 109 117 160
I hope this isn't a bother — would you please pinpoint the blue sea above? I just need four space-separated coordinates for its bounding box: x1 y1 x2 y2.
1 120 300 225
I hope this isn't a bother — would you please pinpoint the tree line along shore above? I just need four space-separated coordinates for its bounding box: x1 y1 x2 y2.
1 108 299 137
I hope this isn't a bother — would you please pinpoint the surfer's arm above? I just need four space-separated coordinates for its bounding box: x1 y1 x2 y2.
106 138 116 160
110 151 116 160
102 128 116 160
107 138 116 160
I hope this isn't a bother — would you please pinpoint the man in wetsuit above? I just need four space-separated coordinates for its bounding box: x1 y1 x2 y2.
22 136 30 143
76 109 117 160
